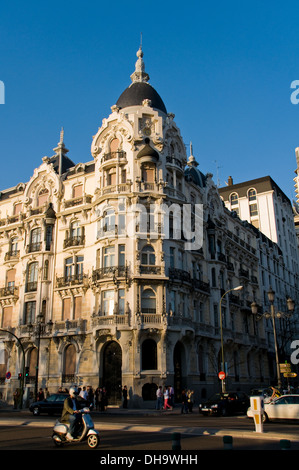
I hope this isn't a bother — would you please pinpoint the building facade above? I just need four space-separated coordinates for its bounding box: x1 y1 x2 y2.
219 176 299 382
0 48 297 407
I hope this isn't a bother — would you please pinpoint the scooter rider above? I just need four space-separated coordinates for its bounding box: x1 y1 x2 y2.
60 386 86 440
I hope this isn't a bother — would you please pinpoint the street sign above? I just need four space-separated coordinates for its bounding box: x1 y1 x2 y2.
5 371 11 380
283 372 297 378
218 371 226 380
280 363 291 372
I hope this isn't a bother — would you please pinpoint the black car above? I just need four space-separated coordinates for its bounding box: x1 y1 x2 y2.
29 393 68 416
199 391 250 416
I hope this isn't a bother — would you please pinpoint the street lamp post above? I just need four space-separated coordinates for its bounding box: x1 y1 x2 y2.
28 314 53 402
219 285 243 392
251 288 295 390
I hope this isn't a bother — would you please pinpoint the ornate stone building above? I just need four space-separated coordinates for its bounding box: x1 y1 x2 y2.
0 48 296 407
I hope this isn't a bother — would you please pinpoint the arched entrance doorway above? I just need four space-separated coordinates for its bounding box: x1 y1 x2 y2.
101 341 122 405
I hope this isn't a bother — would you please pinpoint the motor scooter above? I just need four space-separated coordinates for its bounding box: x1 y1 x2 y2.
52 407 100 448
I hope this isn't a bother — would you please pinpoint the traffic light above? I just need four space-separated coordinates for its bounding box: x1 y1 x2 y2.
18 373 22 380
25 367 29 376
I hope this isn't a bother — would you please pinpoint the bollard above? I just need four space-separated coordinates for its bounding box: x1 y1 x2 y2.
172 432 181 450
223 435 233 450
280 439 291 450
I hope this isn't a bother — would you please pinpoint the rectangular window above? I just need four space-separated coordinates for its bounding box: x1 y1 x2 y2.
73 184 83 198
2 306 12 328
249 203 258 217
25 301 36 324
118 289 125 315
103 246 115 268
103 290 114 315
45 225 53 251
118 245 125 266
214 304 219 328
118 213 126 235
169 290 176 314
63 298 71 321
65 257 73 279
14 203 22 215
74 296 82 319
76 256 84 280
170 247 175 268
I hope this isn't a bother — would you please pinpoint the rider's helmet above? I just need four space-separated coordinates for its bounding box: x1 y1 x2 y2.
69 386 78 398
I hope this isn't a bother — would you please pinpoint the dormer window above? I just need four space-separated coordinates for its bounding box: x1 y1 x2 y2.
230 193 238 206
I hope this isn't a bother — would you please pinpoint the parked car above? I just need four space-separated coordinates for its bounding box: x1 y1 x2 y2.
249 387 273 401
247 394 299 422
29 393 68 416
199 391 250 416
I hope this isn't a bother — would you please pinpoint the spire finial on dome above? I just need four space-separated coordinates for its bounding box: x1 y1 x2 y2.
187 141 199 167
60 127 64 145
130 37 150 84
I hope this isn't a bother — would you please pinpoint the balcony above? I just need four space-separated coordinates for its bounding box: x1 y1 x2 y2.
63 235 85 249
26 242 42 253
64 195 92 209
101 150 127 166
165 155 185 170
56 274 89 288
92 314 129 328
25 281 37 293
99 182 132 196
92 266 128 283
0 286 19 298
191 278 210 294
4 250 20 261
168 267 191 283
239 268 249 279
140 265 162 275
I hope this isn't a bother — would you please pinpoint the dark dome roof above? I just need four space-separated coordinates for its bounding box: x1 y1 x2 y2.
116 82 167 114
184 166 206 188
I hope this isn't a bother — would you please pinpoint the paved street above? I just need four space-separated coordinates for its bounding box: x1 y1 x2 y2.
0 407 299 453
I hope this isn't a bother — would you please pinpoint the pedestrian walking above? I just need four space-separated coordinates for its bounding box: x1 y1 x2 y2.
181 389 188 414
163 386 172 410
187 389 194 412
37 388 44 401
156 385 163 410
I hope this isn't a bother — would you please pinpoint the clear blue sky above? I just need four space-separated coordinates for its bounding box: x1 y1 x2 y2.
1 0 299 202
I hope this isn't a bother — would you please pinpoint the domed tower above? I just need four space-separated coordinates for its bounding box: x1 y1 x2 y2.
90 47 192 404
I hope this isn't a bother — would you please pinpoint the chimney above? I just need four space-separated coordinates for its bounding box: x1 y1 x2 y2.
227 176 233 186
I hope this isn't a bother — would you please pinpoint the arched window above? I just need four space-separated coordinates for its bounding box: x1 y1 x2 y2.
63 344 76 382
110 138 120 153
141 288 156 314
28 348 38 379
141 245 155 265
30 227 41 252
37 188 49 207
0 349 8 378
26 262 38 292
248 188 257 201
230 193 238 206
142 339 157 370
